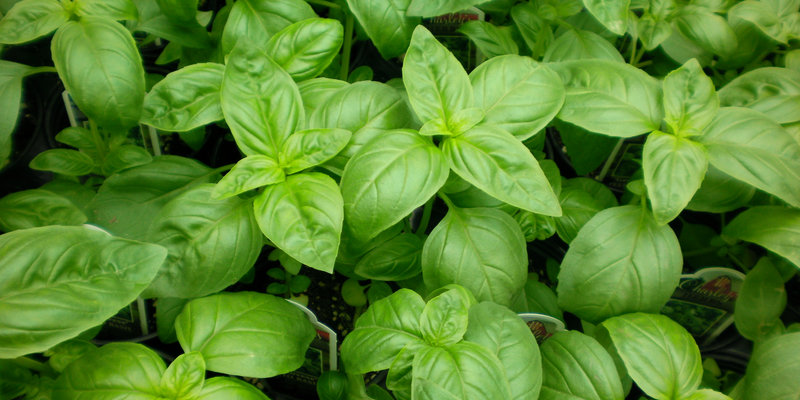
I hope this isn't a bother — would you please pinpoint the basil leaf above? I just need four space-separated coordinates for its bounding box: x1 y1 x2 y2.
86 156 218 240
602 313 702 400
464 302 543 400
144 185 262 298
441 125 561 215
355 233 423 281
156 297 189 344
663 59 718 135
175 291 315 378
196 377 269 400
52 17 145 131
0 0 68 44
539 331 624 400
554 177 618 244
697 107 800 207
281 128 351 174
441 174 512 211
685 389 734 400
29 149 95 176
155 0 197 23
512 276 563 321
0 226 167 358
102 145 153 175
74 0 138 20
422 207 527 307
135 14 213 49
345 0 418 59
411 343 512 400
254 172 342 273
341 129 448 242
54 127 94 150
742 332 800 400
340 289 426 373
0 359 35 398
0 189 86 231
718 67 800 124
686 165 755 213
510 3 553 59
673 7 737 57
734 258 787 341
557 206 682 324
39 179 95 210
554 120 619 175
723 206 800 268
550 59 663 137
212 155 284 200
161 352 205 399
582 0 630 35
457 21 519 58
403 25 473 126
635 12 673 50
543 28 625 62
53 343 165 398
407 0 488 17
266 18 343 81
298 77 348 116
141 63 224 132
643 131 708 225
221 0 316 56
470 55 565 140
418 288 471 346
0 61 33 167
221 41 303 159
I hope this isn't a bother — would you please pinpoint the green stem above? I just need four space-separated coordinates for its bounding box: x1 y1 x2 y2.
596 138 625 181
340 11 354 81
25 66 57 76
415 197 435 237
147 126 161 156
728 252 747 271
438 192 455 209
629 36 638 65
13 357 56 378
211 163 236 174
306 0 341 8
88 120 107 162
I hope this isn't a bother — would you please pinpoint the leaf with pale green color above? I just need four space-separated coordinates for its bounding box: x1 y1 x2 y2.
411 343 512 400
341 129 448 242
134 14 212 49
470 55 565 140
602 313 702 400
557 206 682 323
422 207 527 307
221 41 303 159
157 297 189 344
175 291 315 378
0 0 68 44
281 128 351 174
144 185 262 298
686 165 755 213
734 258 787 341
141 63 224 132
742 332 800 400
464 302 543 400
221 0 316 56
102 145 153 176
346 0 418 59
406 0 489 17
403 25 472 126
718 67 800 124
254 172 342 272
697 107 800 207
441 125 561 215
457 21 518 58
673 7 737 57
45 339 96 373
355 233 423 281
554 120 618 175
511 275 563 321
0 226 167 358
635 12 673 50
643 131 708 225
298 78 349 116
52 17 145 131
684 389 733 400
728 1 791 43
195 377 269 400
663 59 718 136
74 0 137 20
53 343 165 399
340 289 426 373
539 331 624 400
419 288 472 346
724 206 800 269
55 127 94 150
0 60 33 168
0 189 86 231
29 149 95 176
86 156 218 240
511 2 553 58
550 59 663 137
266 18 343 81
554 177 618 244
543 29 625 62
161 352 205 399
439 174 511 211
155 0 198 23
582 0 630 35
212 155 284 199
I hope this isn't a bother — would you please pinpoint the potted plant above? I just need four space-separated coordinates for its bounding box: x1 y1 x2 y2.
1 0 799 399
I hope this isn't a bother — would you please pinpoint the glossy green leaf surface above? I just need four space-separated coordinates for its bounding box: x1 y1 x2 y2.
734 258 787 341
52 17 145 131
419 288 471 346
512 276 563 320
195 377 269 400
102 145 153 176
662 59 718 135
212 155 284 199
511 2 553 58
220 0 316 56
29 149 95 176
266 18 343 81
635 13 673 50
141 63 224 132
411 343 512 400
406 0 487 17
724 206 800 269
156 297 189 344
0 0 68 44
602 313 702 400
0 226 167 358
674 7 738 57
355 233 423 281
175 291 315 378
281 128 351 174
254 172 342 273
557 206 682 323
135 14 212 49
457 21 518 58
345 0 418 59
539 331 624 400
0 189 86 231
542 28 625 63
582 0 630 35
74 0 138 20
297 77 348 116
686 165 755 213
160 352 205 399
742 332 800 400
718 67 800 124
0 61 33 168
554 177 618 244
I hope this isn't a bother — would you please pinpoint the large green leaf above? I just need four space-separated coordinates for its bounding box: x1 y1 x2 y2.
266 18 343 81
0 61 34 169
221 40 303 159
550 59 663 137
723 206 800 269
195 377 269 400
686 165 755 213
155 0 198 23
29 149 96 176
411 343 512 400
345 0 418 59
554 177 618 244
464 302 542 400
419 288 472 346
220 0 316 56
341 129 448 242
441 125 561 215
457 21 519 58
582 0 630 35
0 0 68 44
254 172 342 273
718 67 800 124
297 77 348 116
421 207 528 307
141 63 224 132
742 332 800 400
0 189 86 231
602 313 703 400
734 258 787 341
557 206 682 323
662 59 718 136
697 107 800 207
175 291 315 378
143 185 262 298
407 0 489 17
470 55 564 140
539 331 624 400
355 233 423 281
510 2 553 59
52 17 145 131
542 28 625 63
0 226 167 358
280 128 351 174
673 6 738 57
73 0 138 20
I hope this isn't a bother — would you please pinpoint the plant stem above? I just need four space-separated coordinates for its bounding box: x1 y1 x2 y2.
415 197 435 237
596 138 625 182
438 192 455 209
88 120 107 162
306 0 341 8
629 36 638 65
147 126 161 156
26 66 57 76
211 163 236 174
339 11 354 81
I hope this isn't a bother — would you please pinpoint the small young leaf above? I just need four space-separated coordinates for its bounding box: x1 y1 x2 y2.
539 331 624 400
662 59 719 136
723 206 800 269
266 18 343 81
267 282 288 294
342 278 368 307
281 128 351 174
0 0 69 45
213 155 285 199
55 127 95 150
141 63 225 132
345 0 419 59
0 189 87 231
734 258 787 341
511 2 554 58
220 0 316 56
289 274 311 294
419 288 471 346
457 21 519 58
161 352 206 399
543 29 625 62
554 177 618 244
29 148 95 176
582 0 630 35
102 145 153 175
